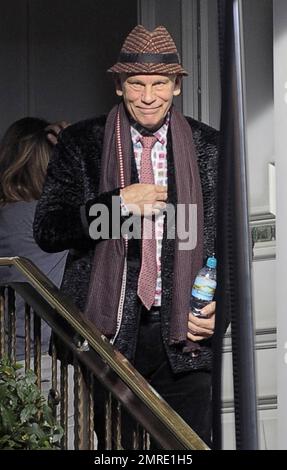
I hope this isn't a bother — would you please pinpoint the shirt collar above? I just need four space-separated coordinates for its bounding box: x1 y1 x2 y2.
130 112 170 146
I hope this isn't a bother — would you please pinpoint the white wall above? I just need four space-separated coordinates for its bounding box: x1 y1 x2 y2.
242 0 274 215
273 0 287 450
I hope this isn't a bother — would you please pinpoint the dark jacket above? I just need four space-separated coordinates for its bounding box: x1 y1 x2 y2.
34 114 218 373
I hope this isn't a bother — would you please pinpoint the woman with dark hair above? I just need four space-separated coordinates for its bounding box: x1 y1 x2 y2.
0 117 68 359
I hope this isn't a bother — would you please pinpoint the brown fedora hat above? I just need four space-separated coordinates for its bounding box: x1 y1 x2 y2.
107 25 188 76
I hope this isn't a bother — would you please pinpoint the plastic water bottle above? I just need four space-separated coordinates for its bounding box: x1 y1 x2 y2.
190 256 217 318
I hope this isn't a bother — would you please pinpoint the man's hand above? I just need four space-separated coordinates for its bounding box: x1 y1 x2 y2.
187 301 216 342
121 183 167 216
45 120 70 145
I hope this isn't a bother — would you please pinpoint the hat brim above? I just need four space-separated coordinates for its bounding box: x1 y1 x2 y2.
107 62 188 76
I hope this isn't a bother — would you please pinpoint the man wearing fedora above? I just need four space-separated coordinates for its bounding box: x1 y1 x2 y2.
34 25 218 448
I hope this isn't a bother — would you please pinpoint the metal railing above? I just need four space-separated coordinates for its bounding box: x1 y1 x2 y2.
0 256 209 450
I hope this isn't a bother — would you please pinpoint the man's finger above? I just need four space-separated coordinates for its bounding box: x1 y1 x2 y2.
153 202 166 210
155 185 167 192
188 313 215 329
155 186 167 200
155 191 168 201
187 332 205 342
200 301 216 317
188 322 214 336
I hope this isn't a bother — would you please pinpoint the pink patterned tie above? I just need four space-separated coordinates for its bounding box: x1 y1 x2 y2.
137 135 158 310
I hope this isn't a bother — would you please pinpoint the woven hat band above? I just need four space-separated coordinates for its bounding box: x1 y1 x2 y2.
118 52 180 65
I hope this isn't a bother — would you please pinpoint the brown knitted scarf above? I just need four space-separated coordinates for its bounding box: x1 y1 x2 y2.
85 102 203 345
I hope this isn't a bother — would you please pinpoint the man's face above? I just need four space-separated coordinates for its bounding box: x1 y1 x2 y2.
115 74 181 130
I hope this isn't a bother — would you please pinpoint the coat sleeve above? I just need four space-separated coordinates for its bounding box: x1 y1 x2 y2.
33 127 120 253
189 118 219 259
190 119 231 333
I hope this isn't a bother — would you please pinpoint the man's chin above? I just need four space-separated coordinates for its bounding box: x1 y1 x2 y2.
137 117 163 130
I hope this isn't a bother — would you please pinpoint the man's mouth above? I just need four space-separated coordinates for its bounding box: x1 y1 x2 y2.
137 107 161 114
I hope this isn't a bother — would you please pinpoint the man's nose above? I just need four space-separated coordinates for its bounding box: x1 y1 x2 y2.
141 86 156 104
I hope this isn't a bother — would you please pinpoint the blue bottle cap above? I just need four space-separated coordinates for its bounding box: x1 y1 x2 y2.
206 256 217 269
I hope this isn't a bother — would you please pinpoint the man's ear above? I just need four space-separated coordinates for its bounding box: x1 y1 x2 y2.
114 76 123 96
173 76 182 97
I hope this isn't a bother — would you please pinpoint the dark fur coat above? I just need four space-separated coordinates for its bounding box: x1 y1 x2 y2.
34 114 218 373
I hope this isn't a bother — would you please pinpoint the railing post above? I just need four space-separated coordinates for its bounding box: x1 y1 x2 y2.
74 359 90 449
60 360 69 449
7 287 16 363
24 303 31 371
33 312 41 389
0 287 5 359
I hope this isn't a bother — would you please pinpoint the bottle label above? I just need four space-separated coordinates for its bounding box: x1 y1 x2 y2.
192 275 216 302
